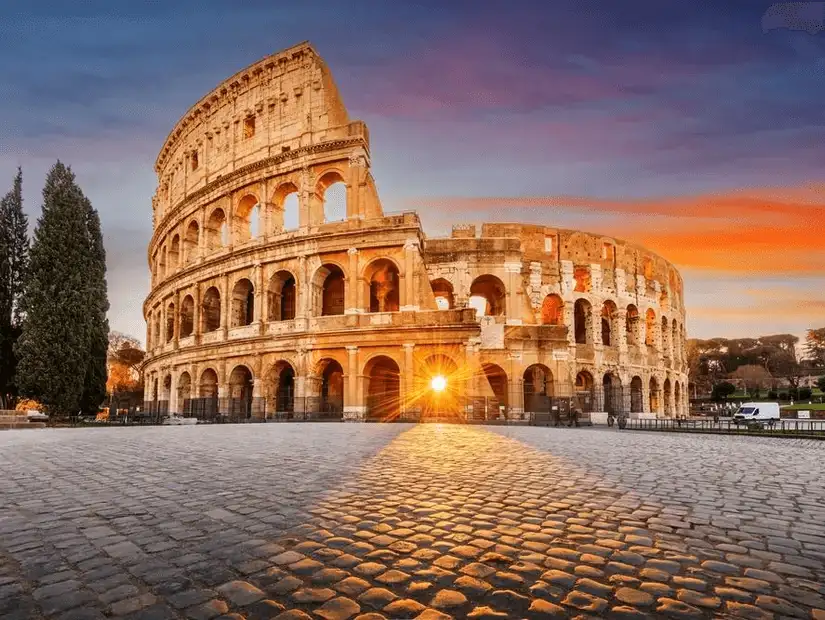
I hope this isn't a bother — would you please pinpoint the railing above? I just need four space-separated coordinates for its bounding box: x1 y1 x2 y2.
622 417 825 438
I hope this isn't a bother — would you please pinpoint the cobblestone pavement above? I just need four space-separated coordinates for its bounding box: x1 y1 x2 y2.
1 424 824 620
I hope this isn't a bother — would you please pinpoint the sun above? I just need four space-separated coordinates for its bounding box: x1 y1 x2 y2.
430 375 447 393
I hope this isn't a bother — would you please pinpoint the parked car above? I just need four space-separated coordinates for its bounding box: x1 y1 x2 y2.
733 402 780 423
162 415 197 425
26 410 48 422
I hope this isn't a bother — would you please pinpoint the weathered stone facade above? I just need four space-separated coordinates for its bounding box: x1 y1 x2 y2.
143 42 688 421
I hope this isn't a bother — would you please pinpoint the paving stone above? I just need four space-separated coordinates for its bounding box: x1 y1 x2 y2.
110 593 158 616
561 589 608 614
614 587 654 606
183 599 229 620
357 587 397 609
383 598 426 617
216 581 265 606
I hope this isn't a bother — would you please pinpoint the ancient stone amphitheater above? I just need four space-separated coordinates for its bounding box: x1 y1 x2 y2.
143 42 688 423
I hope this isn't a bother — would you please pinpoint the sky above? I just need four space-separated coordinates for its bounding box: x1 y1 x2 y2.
1 0 824 345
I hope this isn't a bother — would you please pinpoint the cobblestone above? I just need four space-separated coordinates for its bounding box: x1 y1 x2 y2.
1 424 824 618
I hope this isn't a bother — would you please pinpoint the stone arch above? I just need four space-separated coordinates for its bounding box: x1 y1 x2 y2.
228 365 254 419
419 353 460 416
184 220 200 263
272 182 300 232
482 363 508 415
364 258 400 313
645 308 656 346
574 298 592 344
313 263 346 316
601 300 618 346
202 287 221 332
234 193 260 243
165 301 175 343
430 278 454 310
630 376 643 413
231 278 255 327
268 270 297 321
180 295 194 338
574 266 591 293
317 170 347 223
205 207 228 251
575 370 595 412
626 304 640 346
364 355 401 420
469 275 506 317
649 376 661 414
602 372 622 415
177 372 192 415
541 294 564 326
523 364 553 413
169 234 180 270
266 360 295 415
317 358 344 414
199 368 219 399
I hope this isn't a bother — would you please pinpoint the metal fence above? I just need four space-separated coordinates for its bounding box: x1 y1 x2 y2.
622 417 825 438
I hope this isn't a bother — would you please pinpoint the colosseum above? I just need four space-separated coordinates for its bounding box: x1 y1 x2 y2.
142 42 689 423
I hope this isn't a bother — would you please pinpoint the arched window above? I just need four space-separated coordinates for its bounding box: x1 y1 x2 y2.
663 378 672 415
574 299 592 344
630 376 643 413
317 171 347 222
603 373 622 414
315 264 345 316
165 302 175 342
645 309 656 346
180 296 194 338
201 287 221 332
228 365 254 419
184 220 199 263
364 356 401 420
661 316 669 354
318 359 344 414
272 183 300 233
231 279 255 327
575 371 595 412
601 300 617 346
177 372 192 416
469 275 506 317
574 267 591 293
541 294 564 325
482 363 508 415
266 361 295 415
169 235 180 270
158 246 168 280
234 194 259 244
268 271 297 321
365 259 400 313
523 365 553 413
430 278 454 310
206 208 228 251
626 304 640 345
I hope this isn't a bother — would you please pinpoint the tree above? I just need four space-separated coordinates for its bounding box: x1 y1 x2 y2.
78 198 109 415
711 381 736 401
804 328 825 367
0 168 29 408
730 364 772 394
107 331 144 393
15 162 108 417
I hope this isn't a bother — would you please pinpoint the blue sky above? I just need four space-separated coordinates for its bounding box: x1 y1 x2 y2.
1 1 824 344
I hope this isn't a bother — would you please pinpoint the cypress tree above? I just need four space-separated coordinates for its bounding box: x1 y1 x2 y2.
0 168 28 408
15 162 105 417
78 198 109 414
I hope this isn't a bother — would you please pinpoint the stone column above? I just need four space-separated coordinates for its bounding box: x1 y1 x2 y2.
172 291 180 350
504 262 523 325
297 256 310 329
222 272 230 338
193 284 202 344
402 240 418 311
565 300 576 348
465 340 480 420
346 248 360 314
251 378 265 420
169 370 178 415
344 346 362 421
508 356 524 420
253 262 264 333
401 343 415 416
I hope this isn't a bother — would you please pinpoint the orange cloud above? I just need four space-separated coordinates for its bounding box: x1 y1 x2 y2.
407 184 825 274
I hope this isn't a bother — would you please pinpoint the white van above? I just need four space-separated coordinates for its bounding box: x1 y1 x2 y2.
733 402 780 423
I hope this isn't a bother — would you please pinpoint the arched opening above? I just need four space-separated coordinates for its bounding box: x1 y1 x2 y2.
318 172 347 222
199 369 219 418
626 304 640 346
180 295 194 338
169 235 180 270
177 372 192 416
365 259 400 313
601 300 617 346
268 271 296 321
674 381 682 416
419 354 460 416
228 365 254 419
523 364 553 413
482 363 508 417
430 278 454 310
575 371 594 412
663 378 672 416
231 279 255 327
541 294 564 325
630 376 643 413
469 275 506 317
165 302 175 342
602 373 622 415
365 356 400 420
672 319 679 362
574 266 591 292
234 194 260 243
271 182 300 233
266 361 295 416
184 220 199 263
314 264 345 316
649 377 660 414
645 308 656 346
574 299 592 344
318 359 344 415
205 208 228 251
158 246 168 280
201 287 221 332
161 375 171 414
